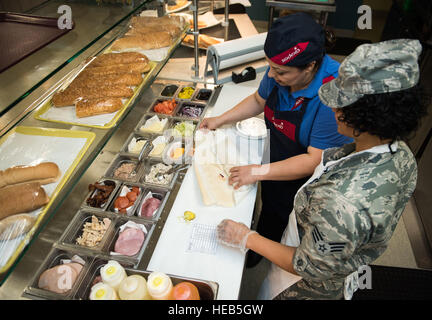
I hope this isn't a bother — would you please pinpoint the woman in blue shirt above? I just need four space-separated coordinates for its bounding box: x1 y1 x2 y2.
200 13 351 267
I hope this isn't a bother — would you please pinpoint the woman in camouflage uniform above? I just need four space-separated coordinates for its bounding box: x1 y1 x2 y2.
216 39 428 300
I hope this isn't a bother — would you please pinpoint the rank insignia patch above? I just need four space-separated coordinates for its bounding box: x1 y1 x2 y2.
312 226 346 255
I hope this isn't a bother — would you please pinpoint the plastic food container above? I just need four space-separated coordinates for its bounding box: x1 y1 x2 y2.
176 102 206 120
23 247 94 300
193 88 213 102
105 155 142 183
135 187 170 221
160 84 179 97
59 210 116 254
177 86 195 100
108 183 144 217
149 98 180 116
82 179 120 211
107 217 154 262
74 258 219 300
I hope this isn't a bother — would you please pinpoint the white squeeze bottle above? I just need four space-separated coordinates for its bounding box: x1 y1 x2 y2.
118 275 152 300
147 271 173 300
89 282 119 300
100 260 127 291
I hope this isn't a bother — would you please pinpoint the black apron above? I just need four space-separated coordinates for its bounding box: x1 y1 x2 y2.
257 85 311 243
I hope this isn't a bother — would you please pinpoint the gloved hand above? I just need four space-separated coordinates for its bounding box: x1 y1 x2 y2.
217 219 257 253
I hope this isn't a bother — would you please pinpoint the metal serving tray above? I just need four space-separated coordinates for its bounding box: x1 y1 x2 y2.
107 182 145 217
135 187 171 222
134 114 172 136
105 216 155 264
120 132 152 159
104 154 143 183
58 209 117 255
22 247 93 300
81 179 120 211
139 159 179 190
147 97 182 117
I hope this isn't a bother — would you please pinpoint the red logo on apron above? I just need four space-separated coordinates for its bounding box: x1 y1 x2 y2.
290 97 304 111
265 106 296 141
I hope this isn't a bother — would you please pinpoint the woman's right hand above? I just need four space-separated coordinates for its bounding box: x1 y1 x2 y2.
199 116 223 130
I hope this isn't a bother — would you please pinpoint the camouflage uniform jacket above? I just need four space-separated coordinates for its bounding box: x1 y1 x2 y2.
275 140 417 300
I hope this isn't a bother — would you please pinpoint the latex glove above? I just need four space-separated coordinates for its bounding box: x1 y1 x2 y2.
217 219 257 253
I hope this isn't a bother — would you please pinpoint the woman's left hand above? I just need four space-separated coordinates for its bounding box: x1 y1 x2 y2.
229 164 262 190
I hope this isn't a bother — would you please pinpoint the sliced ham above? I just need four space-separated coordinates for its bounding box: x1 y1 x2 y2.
38 263 83 294
114 227 145 256
140 197 161 217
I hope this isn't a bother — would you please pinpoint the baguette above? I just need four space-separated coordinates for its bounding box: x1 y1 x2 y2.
111 34 172 51
79 62 152 77
0 214 36 241
0 162 60 189
69 72 143 89
128 24 181 38
76 98 123 118
0 182 49 219
89 52 149 68
52 85 134 107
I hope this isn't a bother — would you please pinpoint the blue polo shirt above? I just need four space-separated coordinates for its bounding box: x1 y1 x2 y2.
258 54 353 150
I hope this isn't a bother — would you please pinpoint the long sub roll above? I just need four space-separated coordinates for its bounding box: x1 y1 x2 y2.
52 85 134 107
79 62 152 77
76 98 123 118
0 162 60 189
111 34 172 51
88 52 149 68
130 15 184 28
0 214 36 241
69 72 143 89
128 24 181 38
0 183 49 219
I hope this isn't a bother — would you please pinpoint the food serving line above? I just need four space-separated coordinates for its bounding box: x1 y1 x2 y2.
0 8 268 299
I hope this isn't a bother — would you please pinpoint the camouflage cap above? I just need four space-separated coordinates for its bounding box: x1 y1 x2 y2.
319 39 422 108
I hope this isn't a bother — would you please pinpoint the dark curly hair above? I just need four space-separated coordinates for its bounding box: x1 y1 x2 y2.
336 85 428 142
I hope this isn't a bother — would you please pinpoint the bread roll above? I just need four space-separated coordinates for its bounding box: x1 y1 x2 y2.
52 85 134 107
69 72 143 89
79 62 151 77
0 183 50 219
0 162 60 189
111 34 172 51
0 214 36 240
76 98 123 118
128 24 181 38
89 52 149 68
